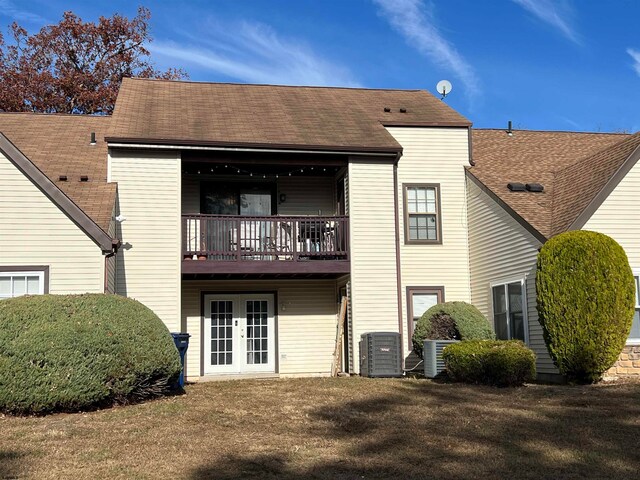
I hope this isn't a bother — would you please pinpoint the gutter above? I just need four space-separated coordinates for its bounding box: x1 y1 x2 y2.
106 138 402 158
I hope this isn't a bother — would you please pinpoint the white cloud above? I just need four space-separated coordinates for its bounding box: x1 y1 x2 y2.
0 0 46 24
150 21 360 87
628 48 640 77
372 0 480 99
512 0 580 44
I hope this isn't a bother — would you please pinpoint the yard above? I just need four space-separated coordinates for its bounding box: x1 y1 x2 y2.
1 377 639 479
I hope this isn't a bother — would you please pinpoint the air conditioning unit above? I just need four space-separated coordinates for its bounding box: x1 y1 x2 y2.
360 332 402 378
424 339 459 378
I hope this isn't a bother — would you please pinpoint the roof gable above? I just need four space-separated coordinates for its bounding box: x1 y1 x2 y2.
0 132 114 251
470 129 634 239
107 78 471 152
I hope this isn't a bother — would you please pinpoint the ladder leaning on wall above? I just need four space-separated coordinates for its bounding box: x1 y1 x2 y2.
331 296 349 377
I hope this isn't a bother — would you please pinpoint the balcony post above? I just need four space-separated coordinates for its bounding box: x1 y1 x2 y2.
292 220 298 262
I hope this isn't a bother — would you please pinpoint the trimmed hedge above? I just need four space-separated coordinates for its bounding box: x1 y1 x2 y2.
536 231 635 383
0 294 182 415
412 301 494 358
442 340 536 387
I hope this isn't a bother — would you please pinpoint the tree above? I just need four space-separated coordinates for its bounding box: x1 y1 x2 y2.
0 7 186 114
536 230 635 383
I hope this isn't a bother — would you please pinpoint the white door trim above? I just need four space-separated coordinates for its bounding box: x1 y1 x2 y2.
203 293 276 375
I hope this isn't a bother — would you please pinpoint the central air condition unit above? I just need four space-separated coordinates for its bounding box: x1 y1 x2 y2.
423 339 459 378
359 332 402 378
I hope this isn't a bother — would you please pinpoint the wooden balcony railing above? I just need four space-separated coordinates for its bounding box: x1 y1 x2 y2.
182 215 349 262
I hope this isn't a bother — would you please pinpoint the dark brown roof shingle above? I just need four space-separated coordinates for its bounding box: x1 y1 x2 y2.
0 113 115 233
108 78 471 151
469 128 637 239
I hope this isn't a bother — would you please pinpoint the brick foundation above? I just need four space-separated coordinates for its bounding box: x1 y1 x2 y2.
605 345 640 378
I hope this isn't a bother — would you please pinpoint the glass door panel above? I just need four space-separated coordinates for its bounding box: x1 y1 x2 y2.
203 294 275 375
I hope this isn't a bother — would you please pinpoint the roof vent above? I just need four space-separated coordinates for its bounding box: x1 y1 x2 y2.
384 107 391 112
80 175 89 182
399 108 407 113
526 183 544 192
58 175 68 182
507 120 513 136
90 132 96 145
507 182 526 192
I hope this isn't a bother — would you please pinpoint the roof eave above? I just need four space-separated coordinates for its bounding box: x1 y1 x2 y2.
465 169 548 244
0 132 116 252
104 137 402 156
565 140 640 234
381 120 472 127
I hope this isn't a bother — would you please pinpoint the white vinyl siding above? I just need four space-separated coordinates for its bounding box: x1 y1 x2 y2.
466 178 556 374
389 127 472 355
581 159 640 345
348 160 399 370
182 279 339 378
0 151 104 293
110 149 181 330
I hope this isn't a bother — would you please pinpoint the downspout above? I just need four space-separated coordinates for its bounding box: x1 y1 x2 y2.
103 240 120 294
392 152 404 366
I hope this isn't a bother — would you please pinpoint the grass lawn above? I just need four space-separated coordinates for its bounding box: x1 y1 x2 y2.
1 377 640 479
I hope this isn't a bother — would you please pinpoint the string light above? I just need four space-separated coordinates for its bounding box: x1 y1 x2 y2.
182 165 339 178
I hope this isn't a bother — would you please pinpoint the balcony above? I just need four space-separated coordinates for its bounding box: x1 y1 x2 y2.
182 215 350 277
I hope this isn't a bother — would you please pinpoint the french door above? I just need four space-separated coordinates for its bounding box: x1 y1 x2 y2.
203 294 276 375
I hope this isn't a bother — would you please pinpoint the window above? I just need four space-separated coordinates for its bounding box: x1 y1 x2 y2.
201 182 276 216
406 286 444 347
403 184 442 244
0 267 47 299
491 279 526 342
629 273 640 344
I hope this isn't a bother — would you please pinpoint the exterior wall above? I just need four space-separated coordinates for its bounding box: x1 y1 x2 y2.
388 127 472 356
181 174 336 215
605 346 640 378
182 279 340 378
466 179 557 375
0 151 104 293
347 159 399 371
582 156 640 370
277 176 335 215
109 149 181 330
582 157 640 270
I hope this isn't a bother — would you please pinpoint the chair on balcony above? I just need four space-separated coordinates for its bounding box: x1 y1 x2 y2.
263 221 293 260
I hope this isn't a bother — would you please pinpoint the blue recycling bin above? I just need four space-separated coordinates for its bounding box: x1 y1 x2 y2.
170 332 191 388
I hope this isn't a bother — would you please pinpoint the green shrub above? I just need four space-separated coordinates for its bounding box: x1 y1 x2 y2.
0 294 182 415
412 301 494 358
536 231 635 383
442 340 536 387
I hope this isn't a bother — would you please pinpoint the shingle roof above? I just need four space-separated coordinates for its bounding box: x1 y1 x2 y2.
107 78 471 151
469 128 638 239
0 113 115 233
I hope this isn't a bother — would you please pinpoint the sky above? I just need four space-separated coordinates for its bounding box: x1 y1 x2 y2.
2 0 640 132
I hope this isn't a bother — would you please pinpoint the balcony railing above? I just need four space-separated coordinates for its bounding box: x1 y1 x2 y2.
182 215 349 262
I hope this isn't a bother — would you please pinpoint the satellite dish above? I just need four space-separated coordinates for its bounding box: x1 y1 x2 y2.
436 80 452 99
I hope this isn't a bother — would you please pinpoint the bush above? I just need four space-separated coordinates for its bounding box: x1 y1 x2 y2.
0 294 182 414
536 231 635 383
412 301 494 358
442 340 536 387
